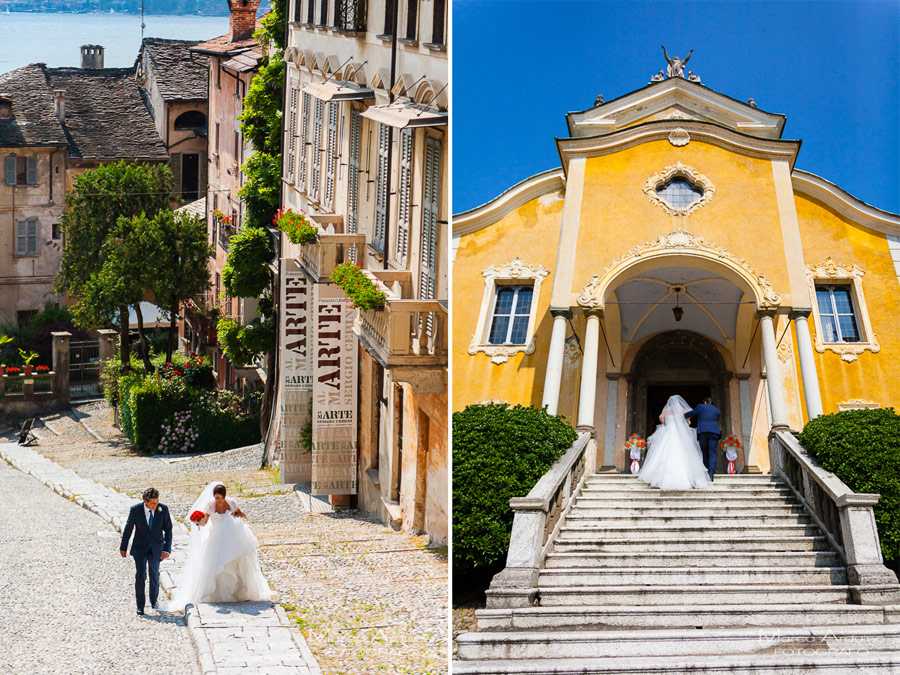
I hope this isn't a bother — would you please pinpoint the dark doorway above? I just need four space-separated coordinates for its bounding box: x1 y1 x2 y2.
182 153 199 200
647 384 710 436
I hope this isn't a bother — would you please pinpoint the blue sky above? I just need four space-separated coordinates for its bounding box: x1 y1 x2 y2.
452 0 900 214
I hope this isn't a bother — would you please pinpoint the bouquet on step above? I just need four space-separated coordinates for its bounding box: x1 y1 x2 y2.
720 434 742 474
624 433 646 474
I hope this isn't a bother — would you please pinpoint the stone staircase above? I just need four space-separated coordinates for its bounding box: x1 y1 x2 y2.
455 473 900 673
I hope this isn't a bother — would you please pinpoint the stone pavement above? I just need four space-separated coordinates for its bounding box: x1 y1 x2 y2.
0 439 322 675
0 456 199 675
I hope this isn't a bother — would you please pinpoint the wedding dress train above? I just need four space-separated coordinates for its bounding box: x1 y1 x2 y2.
638 395 712 490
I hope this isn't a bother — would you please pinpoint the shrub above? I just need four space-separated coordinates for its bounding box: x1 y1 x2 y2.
452 403 578 574
191 390 261 451
126 375 192 452
797 408 900 565
330 261 386 310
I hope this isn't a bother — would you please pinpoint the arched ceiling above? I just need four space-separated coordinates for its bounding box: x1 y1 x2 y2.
612 266 746 345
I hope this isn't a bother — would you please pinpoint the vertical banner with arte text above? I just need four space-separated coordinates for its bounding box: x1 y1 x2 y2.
311 283 358 495
280 262 313 483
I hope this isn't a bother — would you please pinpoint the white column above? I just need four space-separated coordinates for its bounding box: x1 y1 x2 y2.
791 310 824 421
760 313 789 429
577 311 601 430
603 375 619 468
541 309 571 415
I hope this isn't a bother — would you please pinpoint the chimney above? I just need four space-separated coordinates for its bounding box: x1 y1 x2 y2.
53 90 66 123
80 45 105 69
228 0 261 42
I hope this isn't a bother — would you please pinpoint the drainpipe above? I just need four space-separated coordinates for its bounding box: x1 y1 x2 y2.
383 0 399 271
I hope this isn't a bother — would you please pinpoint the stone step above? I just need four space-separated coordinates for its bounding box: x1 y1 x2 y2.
474 603 888 632
553 535 830 553
543 551 842 568
451 651 900 674
585 474 780 481
537 566 848 587
580 483 790 493
455 624 900 661
534 584 851 606
558 523 820 538
578 488 796 504
564 514 811 528
584 476 785 486
571 498 800 510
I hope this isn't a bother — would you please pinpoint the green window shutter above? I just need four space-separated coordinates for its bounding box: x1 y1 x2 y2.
16 220 26 255
26 156 38 185
5 156 15 185
199 152 208 198
27 219 37 254
171 154 183 197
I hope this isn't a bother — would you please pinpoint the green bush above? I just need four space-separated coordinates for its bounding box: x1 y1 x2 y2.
127 375 192 452
797 408 900 565
452 403 578 574
191 390 261 452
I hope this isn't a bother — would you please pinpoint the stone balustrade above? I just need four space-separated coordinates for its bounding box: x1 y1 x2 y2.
770 429 900 604
485 432 595 608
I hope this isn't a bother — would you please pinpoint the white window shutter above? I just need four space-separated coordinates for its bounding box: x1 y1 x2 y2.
396 128 413 266
420 136 442 336
311 98 323 202
299 93 309 188
287 87 297 181
373 123 389 253
324 101 338 210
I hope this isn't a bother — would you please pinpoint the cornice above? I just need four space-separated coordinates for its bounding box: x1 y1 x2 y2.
566 78 786 139
452 168 565 237
791 170 900 235
555 120 801 177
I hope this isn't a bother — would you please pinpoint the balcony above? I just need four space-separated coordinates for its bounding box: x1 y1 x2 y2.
290 214 366 283
354 271 447 394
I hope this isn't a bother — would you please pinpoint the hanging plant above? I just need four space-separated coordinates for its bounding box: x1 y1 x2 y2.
273 208 318 245
330 261 387 310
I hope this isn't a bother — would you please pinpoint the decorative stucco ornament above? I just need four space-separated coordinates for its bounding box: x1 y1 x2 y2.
806 257 879 362
577 227 782 310
668 128 691 147
643 161 715 216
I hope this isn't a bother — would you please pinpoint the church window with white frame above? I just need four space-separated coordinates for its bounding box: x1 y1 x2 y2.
488 285 533 345
815 285 860 342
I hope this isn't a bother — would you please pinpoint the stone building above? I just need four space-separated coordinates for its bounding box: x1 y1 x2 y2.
182 0 264 389
277 0 448 542
135 38 210 201
453 66 900 474
0 47 170 325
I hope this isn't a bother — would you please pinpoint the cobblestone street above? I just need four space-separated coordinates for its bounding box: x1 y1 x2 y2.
0 458 199 675
1 402 449 674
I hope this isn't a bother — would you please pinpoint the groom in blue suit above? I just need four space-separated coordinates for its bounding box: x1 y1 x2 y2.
684 397 721 480
119 487 173 615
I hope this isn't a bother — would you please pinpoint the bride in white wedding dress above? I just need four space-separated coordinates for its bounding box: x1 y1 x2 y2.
167 481 273 611
638 395 712 490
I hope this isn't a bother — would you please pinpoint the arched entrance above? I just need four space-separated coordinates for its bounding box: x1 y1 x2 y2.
626 331 732 471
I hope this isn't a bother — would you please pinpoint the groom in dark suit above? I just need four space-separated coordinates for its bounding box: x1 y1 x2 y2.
685 397 721 480
119 487 173 615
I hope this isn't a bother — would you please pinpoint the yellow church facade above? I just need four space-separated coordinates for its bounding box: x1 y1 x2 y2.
453 75 900 474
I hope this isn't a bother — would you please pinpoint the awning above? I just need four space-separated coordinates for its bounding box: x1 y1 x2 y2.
223 50 262 73
361 102 448 129
302 80 375 102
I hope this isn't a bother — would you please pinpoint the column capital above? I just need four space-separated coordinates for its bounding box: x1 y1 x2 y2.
755 309 778 320
736 372 752 381
582 307 603 319
549 307 572 319
606 372 621 381
789 308 813 320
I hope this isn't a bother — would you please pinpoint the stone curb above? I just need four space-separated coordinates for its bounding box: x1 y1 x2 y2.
69 406 105 442
0 440 321 675
186 604 218 675
275 603 324 675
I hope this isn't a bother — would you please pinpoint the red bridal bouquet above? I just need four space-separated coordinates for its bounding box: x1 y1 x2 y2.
189 510 209 526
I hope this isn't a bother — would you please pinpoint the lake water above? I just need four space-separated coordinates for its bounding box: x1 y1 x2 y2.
0 12 229 73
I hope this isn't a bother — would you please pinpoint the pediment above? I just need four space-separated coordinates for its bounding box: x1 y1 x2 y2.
567 77 785 140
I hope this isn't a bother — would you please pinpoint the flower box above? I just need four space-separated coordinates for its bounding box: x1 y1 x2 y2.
274 208 319 245
330 261 388 310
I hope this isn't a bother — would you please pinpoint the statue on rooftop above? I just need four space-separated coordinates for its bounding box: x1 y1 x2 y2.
662 46 693 78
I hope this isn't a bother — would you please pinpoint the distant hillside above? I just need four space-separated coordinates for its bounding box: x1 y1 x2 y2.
2 0 271 15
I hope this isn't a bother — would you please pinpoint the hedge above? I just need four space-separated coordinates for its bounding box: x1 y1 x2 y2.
797 408 900 565
452 403 578 574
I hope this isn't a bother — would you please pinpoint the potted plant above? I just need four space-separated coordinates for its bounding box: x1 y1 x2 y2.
330 261 388 310
273 208 319 245
19 349 38 376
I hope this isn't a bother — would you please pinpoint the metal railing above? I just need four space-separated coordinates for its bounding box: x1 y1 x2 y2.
770 430 900 604
336 0 367 32
484 432 594 608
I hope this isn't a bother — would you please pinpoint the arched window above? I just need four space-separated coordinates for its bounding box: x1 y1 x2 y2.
173 110 207 134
